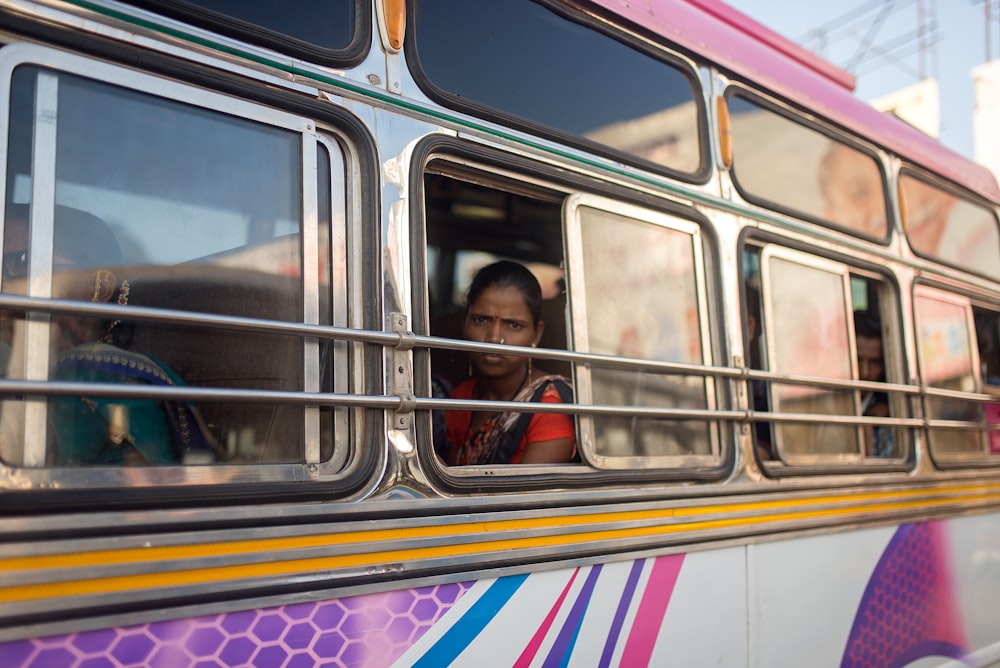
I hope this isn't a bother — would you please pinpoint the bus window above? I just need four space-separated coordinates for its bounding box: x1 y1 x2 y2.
757 247 860 462
976 309 1000 387
899 173 1000 281
120 0 369 66
410 0 704 177
424 174 718 470
423 173 571 465
729 93 888 241
974 308 1000 453
751 247 904 465
1 58 344 469
913 288 987 458
742 251 772 460
565 195 716 468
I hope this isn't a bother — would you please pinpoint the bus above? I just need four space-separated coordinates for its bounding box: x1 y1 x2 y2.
1 0 999 665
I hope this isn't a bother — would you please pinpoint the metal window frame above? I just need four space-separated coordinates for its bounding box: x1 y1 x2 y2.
0 43 354 488
564 192 720 470
727 88 891 245
759 245 865 465
913 285 991 461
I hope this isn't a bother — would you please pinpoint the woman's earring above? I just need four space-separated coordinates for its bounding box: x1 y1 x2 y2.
528 342 536 377
91 274 103 302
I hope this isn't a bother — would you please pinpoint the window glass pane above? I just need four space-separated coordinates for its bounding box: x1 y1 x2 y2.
730 95 888 239
2 66 334 467
900 175 1000 280
762 252 859 458
412 0 703 175
125 0 359 52
751 248 908 464
914 291 986 456
575 205 710 460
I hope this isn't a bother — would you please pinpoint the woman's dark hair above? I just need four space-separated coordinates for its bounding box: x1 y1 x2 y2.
466 260 543 325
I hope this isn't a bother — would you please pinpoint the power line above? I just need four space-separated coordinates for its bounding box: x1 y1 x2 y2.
976 0 1000 61
798 0 938 84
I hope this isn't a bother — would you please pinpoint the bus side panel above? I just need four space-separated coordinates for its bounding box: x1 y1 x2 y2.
5 517 999 666
749 526 891 667
396 547 746 667
750 518 1000 668
646 546 747 666
948 514 1000 663
1 549 747 667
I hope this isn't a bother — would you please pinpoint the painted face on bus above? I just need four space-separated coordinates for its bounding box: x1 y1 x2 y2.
464 284 544 381
819 144 887 238
856 334 885 383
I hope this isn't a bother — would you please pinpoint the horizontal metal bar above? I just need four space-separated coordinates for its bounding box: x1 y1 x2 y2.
0 294 401 347
0 379 994 431
0 379 400 409
922 385 1000 404
412 333 741 380
417 396 745 421
413 336 974 402
421 398 992 430
4 298 997 411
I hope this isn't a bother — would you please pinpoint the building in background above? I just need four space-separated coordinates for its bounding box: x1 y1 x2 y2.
974 58 1000 180
870 79 940 139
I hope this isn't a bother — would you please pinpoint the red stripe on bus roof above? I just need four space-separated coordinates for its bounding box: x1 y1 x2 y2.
587 0 1000 203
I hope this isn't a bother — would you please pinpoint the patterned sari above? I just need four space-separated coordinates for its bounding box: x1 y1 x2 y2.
449 374 573 465
51 342 217 465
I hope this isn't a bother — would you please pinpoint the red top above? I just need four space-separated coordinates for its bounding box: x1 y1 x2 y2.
446 378 576 464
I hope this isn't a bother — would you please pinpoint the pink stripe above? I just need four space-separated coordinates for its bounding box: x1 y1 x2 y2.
619 555 685 666
513 569 581 668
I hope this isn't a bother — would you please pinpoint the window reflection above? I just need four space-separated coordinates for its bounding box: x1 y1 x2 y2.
914 290 986 456
0 204 218 466
730 94 888 240
762 251 859 459
900 175 1000 280
2 66 335 467
122 0 363 56
575 206 711 460
412 0 703 175
818 144 886 238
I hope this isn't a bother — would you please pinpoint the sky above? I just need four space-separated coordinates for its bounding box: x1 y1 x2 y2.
724 0 994 161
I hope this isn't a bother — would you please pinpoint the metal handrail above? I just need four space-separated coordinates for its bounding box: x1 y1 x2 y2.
1 296 996 430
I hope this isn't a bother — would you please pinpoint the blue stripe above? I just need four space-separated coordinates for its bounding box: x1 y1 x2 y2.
413 574 529 667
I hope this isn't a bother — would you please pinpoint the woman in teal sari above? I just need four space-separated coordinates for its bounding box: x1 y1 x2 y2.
3 204 216 465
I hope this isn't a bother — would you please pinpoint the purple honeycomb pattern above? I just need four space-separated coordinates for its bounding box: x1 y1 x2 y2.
3 581 472 667
840 522 966 668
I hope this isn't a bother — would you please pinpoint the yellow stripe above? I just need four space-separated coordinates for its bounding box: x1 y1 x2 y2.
3 489 1000 604
2 482 997 573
